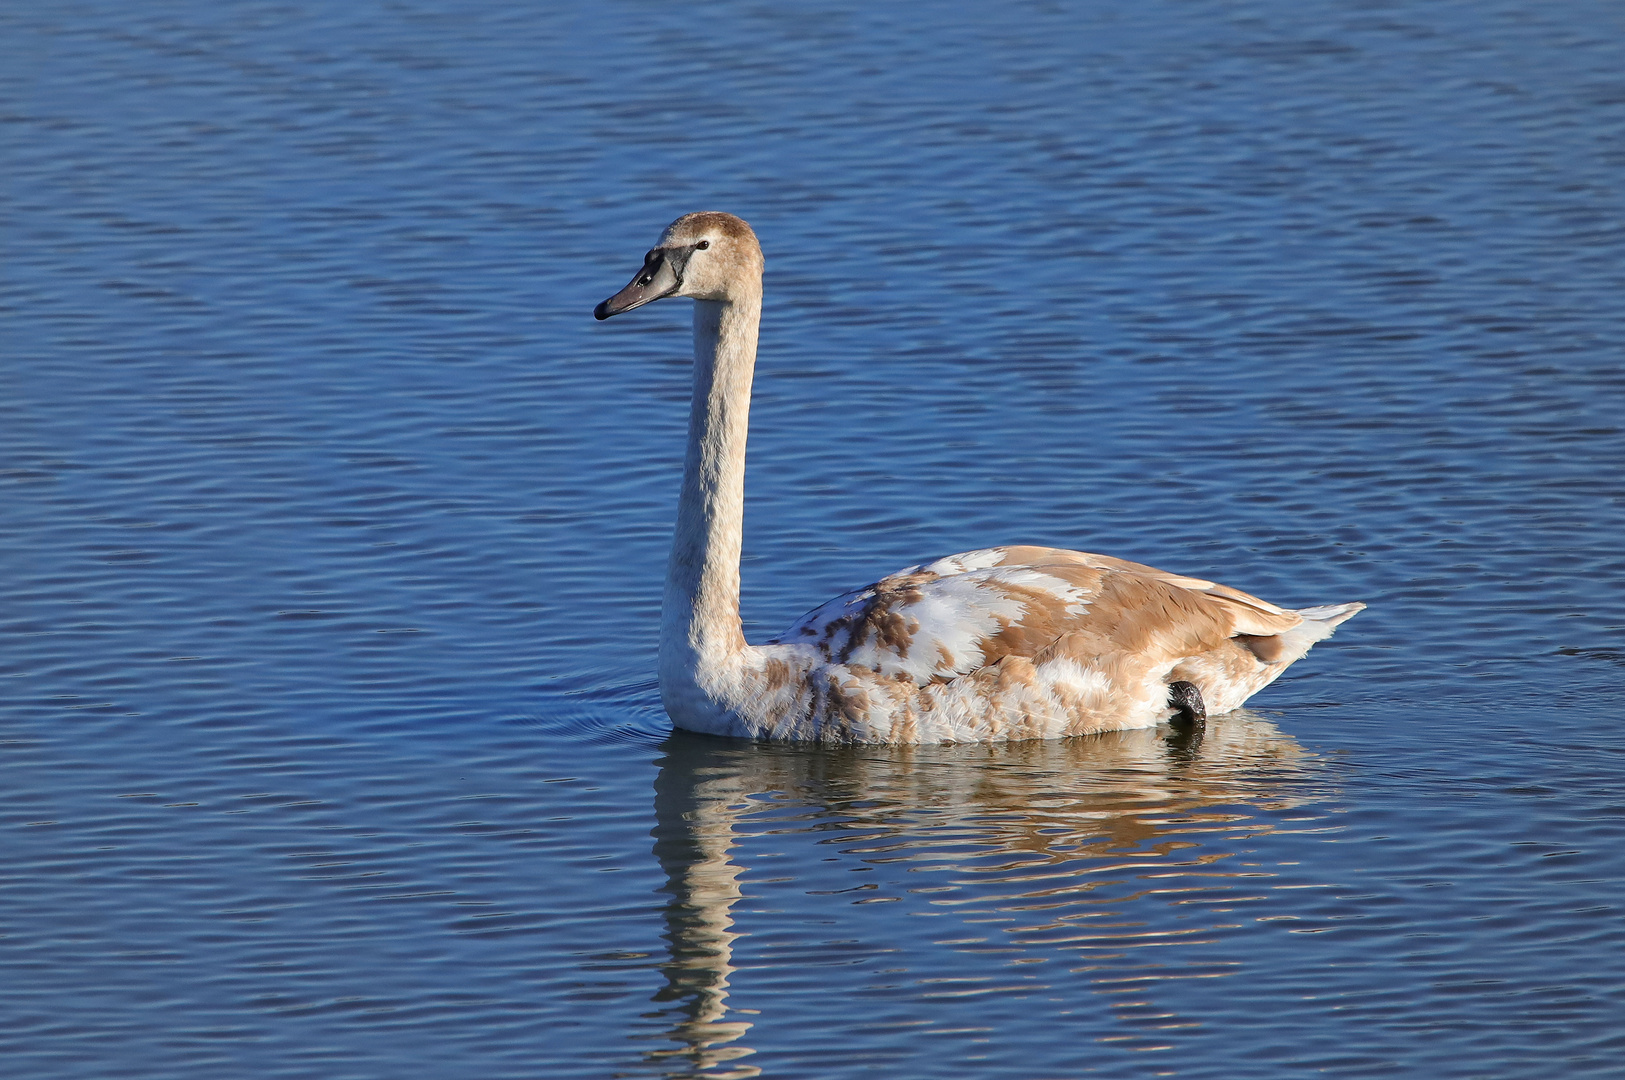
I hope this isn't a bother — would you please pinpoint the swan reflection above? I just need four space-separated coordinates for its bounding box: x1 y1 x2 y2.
645 712 1328 1074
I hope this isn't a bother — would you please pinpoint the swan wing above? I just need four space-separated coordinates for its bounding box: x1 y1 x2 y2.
767 546 1304 686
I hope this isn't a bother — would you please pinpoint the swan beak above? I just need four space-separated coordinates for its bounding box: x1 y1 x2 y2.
594 248 682 320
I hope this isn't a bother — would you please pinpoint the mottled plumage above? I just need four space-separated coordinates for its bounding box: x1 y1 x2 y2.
594 213 1364 743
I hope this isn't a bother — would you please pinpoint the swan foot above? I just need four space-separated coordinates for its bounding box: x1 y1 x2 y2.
1168 681 1206 730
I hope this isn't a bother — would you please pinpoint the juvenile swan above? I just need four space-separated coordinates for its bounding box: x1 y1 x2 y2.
594 212 1363 743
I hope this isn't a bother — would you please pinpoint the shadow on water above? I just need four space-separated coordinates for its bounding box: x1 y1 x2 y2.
645 714 1332 1076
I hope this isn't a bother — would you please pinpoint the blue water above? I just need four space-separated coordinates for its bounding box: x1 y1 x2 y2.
4 1 1625 1076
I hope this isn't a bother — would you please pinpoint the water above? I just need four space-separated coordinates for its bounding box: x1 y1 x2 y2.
4 1 1624 1076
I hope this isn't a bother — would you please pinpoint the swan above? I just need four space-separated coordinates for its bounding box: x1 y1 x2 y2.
594 211 1363 743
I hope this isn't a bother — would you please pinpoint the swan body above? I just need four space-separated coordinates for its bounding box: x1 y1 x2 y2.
595 211 1363 743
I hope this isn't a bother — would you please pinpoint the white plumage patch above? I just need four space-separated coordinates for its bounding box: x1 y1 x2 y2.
922 548 1008 575
843 571 1025 682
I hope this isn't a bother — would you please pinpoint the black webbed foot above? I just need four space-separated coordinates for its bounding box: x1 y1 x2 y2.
1167 680 1206 730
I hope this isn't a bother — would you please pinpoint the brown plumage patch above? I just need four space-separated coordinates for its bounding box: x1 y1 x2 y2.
1234 633 1286 663
814 570 940 666
873 610 918 657
971 564 1102 667
676 210 757 242
1067 572 1235 661
810 673 857 743
762 657 794 692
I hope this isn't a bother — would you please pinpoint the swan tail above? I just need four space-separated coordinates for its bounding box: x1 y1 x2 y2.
1274 601 1366 664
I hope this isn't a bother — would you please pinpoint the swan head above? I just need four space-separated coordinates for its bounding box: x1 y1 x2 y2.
594 212 762 320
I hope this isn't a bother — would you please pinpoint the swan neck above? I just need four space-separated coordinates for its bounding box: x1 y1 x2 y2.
662 293 760 693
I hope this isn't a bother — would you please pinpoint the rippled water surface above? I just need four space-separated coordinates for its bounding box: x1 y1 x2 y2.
5 1 1625 1076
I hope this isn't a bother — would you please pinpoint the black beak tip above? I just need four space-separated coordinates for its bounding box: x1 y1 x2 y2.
593 300 612 321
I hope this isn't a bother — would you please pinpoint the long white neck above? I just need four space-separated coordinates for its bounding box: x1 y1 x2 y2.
660 293 761 721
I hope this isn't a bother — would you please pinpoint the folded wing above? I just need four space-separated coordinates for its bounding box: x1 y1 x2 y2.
768 546 1303 686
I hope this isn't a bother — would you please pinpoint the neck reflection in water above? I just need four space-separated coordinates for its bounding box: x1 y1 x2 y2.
647 713 1329 1076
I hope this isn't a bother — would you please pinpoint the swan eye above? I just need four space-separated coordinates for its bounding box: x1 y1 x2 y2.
695 240 710 250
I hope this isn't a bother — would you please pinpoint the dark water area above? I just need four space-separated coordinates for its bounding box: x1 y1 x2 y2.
4 1 1625 1076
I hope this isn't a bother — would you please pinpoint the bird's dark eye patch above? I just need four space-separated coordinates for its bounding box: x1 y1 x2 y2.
695 240 710 250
